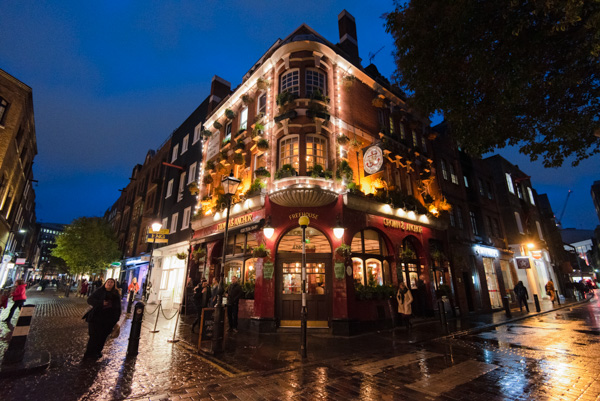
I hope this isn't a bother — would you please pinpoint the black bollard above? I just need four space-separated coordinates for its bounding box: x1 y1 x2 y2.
127 302 144 357
438 298 447 328
2 305 35 364
533 294 541 312
503 296 512 318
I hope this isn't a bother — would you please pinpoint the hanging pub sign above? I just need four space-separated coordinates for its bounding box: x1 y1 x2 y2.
516 257 532 269
363 145 384 176
263 262 274 279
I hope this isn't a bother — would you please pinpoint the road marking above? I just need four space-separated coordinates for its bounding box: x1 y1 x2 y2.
352 351 442 376
406 360 498 396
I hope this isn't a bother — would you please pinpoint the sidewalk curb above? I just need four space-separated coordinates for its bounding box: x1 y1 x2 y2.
440 296 593 340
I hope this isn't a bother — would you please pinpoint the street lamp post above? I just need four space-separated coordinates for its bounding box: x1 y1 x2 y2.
213 171 241 354
298 215 310 359
143 221 163 302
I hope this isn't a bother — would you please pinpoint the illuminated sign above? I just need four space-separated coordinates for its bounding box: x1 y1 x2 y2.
383 218 423 233
217 213 253 231
516 257 532 269
363 146 384 175
473 245 499 258
288 212 319 221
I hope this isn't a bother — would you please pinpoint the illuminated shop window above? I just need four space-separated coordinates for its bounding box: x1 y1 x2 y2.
351 229 390 285
282 262 325 295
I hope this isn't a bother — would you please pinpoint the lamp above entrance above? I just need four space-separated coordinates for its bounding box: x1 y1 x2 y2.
151 222 162 232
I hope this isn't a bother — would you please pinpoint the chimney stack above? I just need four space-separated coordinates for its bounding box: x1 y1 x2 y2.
338 10 360 64
208 75 231 113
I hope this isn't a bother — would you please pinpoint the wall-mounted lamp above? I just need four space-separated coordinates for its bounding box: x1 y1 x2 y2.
151 221 162 232
333 215 345 239
263 217 274 239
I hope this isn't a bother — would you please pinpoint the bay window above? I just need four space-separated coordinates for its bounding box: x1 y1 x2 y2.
280 70 300 97
306 135 327 170
279 135 299 170
306 69 326 97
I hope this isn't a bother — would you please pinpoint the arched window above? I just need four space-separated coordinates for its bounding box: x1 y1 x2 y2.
279 135 299 170
306 135 327 170
351 229 390 285
280 69 300 97
305 69 327 97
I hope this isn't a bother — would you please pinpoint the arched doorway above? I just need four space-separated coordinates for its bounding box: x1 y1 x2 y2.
400 236 427 316
276 226 332 325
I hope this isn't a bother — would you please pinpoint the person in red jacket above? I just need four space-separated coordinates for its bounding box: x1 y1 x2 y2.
3 279 27 322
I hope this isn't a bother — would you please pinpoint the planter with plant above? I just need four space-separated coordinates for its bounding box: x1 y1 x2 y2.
188 182 199 195
201 129 212 139
252 123 265 138
245 178 265 198
342 74 357 89
275 164 297 180
256 138 269 151
205 160 216 171
233 153 245 166
192 248 206 263
235 139 245 152
399 247 416 261
336 160 354 182
242 93 253 105
176 252 187 260
336 134 350 146
309 164 332 179
346 182 363 195
254 166 270 179
213 121 223 130
225 108 236 120
203 175 214 185
335 243 352 259
252 243 270 259
257 77 270 90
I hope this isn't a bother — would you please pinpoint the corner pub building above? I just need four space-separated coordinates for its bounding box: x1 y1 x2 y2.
190 11 450 335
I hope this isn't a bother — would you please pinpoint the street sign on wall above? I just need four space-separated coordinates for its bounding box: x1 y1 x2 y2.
146 228 170 243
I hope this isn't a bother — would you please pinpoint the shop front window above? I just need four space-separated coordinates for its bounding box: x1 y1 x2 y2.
365 258 383 286
279 135 299 170
278 226 331 254
401 239 420 289
281 262 326 295
353 258 364 285
244 258 258 283
351 229 390 285
224 260 242 285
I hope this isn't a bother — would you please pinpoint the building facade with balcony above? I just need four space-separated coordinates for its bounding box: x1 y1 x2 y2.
0 69 38 286
484 155 560 300
189 11 448 335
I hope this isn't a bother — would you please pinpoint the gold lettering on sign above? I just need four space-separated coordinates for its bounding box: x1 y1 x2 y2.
288 213 319 221
383 218 423 233
217 213 253 231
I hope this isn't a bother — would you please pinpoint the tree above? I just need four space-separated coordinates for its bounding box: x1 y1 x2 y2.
385 0 600 167
52 217 120 276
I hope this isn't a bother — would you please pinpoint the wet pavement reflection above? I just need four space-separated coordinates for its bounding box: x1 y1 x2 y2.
0 289 598 400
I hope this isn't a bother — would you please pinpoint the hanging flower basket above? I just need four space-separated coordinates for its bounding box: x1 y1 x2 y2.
257 138 269 151
225 109 236 120
205 160 216 171
254 167 271 178
399 247 416 261
233 153 245 165
335 244 352 259
201 129 212 139
188 182 199 195
203 175 214 185
257 77 270 90
336 134 350 146
242 93 253 105
372 97 385 108
213 121 223 130
176 252 187 260
252 244 270 258
192 248 206 262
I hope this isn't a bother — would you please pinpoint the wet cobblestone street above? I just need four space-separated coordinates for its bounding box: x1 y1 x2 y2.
0 288 599 400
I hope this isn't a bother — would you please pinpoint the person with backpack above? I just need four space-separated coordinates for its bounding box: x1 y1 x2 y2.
514 281 529 312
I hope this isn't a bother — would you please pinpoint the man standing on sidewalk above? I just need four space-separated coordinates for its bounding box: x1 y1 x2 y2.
226 276 242 333
514 281 529 312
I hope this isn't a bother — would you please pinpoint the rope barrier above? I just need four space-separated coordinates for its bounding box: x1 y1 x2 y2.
144 303 161 315
160 306 180 320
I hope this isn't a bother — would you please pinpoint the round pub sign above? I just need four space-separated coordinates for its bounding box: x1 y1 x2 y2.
363 146 383 175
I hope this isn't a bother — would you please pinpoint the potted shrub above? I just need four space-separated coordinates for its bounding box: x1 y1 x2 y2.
225 108 236 120
252 243 270 258
254 166 270 179
213 121 223 130
203 175 214 185
188 182 199 195
257 138 269 151
336 134 350 146
201 129 212 139
257 77 270 90
242 93 253 105
275 164 297 179
335 244 352 259
233 153 245 165
205 160 216 171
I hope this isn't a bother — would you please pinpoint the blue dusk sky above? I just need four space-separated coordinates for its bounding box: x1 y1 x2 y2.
0 1 598 229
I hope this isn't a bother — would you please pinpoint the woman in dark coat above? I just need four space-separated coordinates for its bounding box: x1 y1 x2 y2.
84 278 121 359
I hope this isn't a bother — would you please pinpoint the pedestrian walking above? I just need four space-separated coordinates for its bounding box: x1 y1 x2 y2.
514 281 529 312
83 278 121 360
226 276 242 332
128 277 139 301
396 281 413 329
545 280 556 304
191 279 210 333
79 279 89 298
3 279 27 322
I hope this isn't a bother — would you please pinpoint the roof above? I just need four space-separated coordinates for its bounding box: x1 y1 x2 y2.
560 228 596 244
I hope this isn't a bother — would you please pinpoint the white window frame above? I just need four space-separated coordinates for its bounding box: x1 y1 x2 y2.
527 187 536 205
171 144 179 162
182 207 191 230
181 134 189 154
239 107 248 130
225 122 232 141
193 125 201 144
162 217 168 231
177 172 186 202
280 69 300 97
257 92 267 115
188 162 197 184
515 211 524 234
279 135 299 170
536 221 544 240
506 173 514 194
306 134 327 170
170 213 179 234
166 179 174 198
449 164 458 185
305 68 327 97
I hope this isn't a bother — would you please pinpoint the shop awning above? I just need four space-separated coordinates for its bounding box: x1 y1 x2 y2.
193 219 264 244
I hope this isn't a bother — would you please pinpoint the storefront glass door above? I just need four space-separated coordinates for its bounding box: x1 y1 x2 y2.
483 257 503 308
